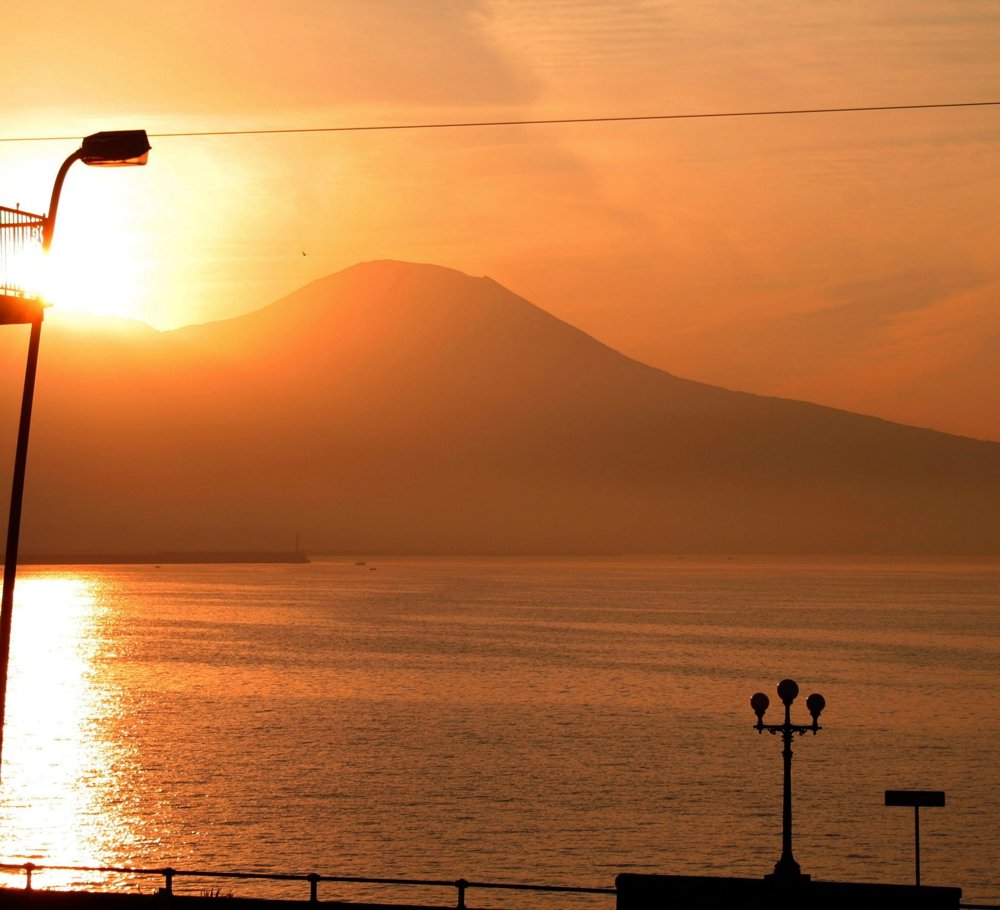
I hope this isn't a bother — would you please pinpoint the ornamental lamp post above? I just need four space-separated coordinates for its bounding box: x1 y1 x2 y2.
750 679 826 881
0 129 151 777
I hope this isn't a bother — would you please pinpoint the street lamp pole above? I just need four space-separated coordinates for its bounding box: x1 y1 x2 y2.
0 130 150 776
750 679 826 880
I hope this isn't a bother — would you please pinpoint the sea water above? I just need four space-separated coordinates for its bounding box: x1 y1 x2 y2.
0 557 996 906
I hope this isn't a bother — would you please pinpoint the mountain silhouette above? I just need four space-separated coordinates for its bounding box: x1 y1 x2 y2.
2 260 999 555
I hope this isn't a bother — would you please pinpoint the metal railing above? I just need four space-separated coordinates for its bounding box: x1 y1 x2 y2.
0 205 45 300
0 861 616 908
2 860 995 910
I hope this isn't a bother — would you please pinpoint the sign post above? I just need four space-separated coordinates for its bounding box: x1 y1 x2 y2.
885 789 946 886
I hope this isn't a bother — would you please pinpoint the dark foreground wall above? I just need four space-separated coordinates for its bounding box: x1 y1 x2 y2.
616 873 962 910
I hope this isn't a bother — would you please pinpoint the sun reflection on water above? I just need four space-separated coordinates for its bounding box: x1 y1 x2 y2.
0 573 132 890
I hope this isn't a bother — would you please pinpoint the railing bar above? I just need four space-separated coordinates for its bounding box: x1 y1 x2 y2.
0 209 44 221
174 872 458 888
174 870 309 882
2 864 163 876
0 864 468 890
319 876 459 887
466 882 617 894
1 864 310 882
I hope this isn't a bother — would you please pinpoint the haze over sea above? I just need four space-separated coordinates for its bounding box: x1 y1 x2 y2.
0 558 996 906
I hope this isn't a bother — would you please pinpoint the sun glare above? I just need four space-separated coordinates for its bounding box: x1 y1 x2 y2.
40 174 152 322
45 241 148 320
0 574 129 888
3 243 46 302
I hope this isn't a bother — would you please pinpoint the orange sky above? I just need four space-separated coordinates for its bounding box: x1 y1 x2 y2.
2 1 999 441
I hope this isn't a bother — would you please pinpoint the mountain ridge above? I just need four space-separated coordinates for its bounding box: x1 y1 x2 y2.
3 260 999 555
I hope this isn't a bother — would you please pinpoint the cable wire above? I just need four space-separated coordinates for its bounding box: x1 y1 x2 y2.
0 100 997 144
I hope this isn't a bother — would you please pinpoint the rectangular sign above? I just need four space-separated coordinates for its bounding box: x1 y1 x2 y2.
885 790 946 807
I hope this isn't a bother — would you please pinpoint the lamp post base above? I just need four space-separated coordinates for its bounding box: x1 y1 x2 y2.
766 857 809 881
765 872 811 882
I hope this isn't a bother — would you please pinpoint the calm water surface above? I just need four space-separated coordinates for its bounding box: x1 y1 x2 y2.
0 557 997 905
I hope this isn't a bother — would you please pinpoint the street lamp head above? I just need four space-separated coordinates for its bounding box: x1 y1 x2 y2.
80 130 151 167
42 129 151 251
750 692 769 720
776 678 799 706
806 693 825 722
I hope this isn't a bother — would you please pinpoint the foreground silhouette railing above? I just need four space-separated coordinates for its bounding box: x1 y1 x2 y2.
2 861 996 910
0 861 616 908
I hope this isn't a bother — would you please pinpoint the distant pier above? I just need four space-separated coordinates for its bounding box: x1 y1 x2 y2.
18 551 310 566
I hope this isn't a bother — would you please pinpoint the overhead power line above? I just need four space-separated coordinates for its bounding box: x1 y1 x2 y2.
0 100 997 144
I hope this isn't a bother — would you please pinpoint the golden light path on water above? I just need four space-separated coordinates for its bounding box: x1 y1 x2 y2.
0 574 136 891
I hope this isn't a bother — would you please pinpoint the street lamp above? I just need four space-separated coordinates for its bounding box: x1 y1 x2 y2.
750 679 826 880
0 129 150 776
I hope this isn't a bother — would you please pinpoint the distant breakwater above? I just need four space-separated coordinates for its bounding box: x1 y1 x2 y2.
18 552 310 566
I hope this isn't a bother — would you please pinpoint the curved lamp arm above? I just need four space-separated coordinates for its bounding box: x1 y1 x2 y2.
42 149 84 253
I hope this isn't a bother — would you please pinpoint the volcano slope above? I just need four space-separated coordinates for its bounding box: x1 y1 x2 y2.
4 260 999 555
